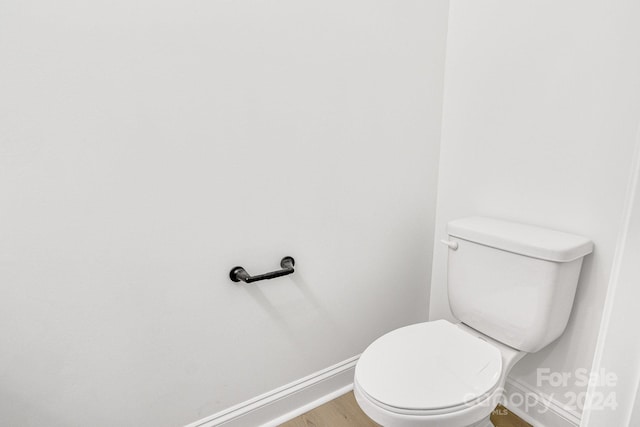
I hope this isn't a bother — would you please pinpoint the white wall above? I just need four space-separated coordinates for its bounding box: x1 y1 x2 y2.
582 133 640 427
0 1 449 426
631 390 640 427
431 0 640 419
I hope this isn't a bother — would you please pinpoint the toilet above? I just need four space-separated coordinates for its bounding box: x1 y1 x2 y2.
354 217 593 427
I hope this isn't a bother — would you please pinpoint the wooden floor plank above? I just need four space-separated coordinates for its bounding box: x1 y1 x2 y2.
279 392 379 427
490 404 533 427
280 393 533 427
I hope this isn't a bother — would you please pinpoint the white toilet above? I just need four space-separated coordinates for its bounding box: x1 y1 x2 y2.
354 217 593 427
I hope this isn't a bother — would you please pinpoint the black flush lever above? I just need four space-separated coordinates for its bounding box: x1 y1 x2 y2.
229 257 295 283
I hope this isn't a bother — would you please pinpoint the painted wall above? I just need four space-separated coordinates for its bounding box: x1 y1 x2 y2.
630 386 640 427
430 0 640 419
0 1 449 426
583 133 640 427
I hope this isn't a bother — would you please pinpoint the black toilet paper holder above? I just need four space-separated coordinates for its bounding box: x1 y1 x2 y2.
229 257 295 283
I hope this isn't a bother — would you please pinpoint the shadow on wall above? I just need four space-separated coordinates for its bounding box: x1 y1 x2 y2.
240 272 348 361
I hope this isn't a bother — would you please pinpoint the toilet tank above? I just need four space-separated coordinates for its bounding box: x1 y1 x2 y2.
446 217 593 353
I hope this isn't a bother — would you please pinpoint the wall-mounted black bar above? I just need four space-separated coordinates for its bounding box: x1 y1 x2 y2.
229 257 295 283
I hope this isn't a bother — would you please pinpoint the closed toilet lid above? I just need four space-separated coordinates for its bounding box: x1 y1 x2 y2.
355 320 502 411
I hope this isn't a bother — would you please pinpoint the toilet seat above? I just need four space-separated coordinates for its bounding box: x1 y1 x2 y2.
355 320 503 413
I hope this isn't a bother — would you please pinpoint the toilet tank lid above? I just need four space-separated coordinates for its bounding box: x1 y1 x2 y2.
447 217 593 262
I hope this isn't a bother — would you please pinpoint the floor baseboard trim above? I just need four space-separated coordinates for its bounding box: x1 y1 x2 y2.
185 355 360 427
504 377 581 427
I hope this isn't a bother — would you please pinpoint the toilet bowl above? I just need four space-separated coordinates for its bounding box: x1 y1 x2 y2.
354 217 593 427
354 320 524 427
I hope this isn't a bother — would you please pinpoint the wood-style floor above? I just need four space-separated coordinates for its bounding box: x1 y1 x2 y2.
279 392 378 427
280 392 533 427
491 404 533 427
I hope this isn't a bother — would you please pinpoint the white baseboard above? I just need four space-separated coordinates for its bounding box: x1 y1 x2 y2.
184 355 582 427
503 377 581 427
184 355 359 427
